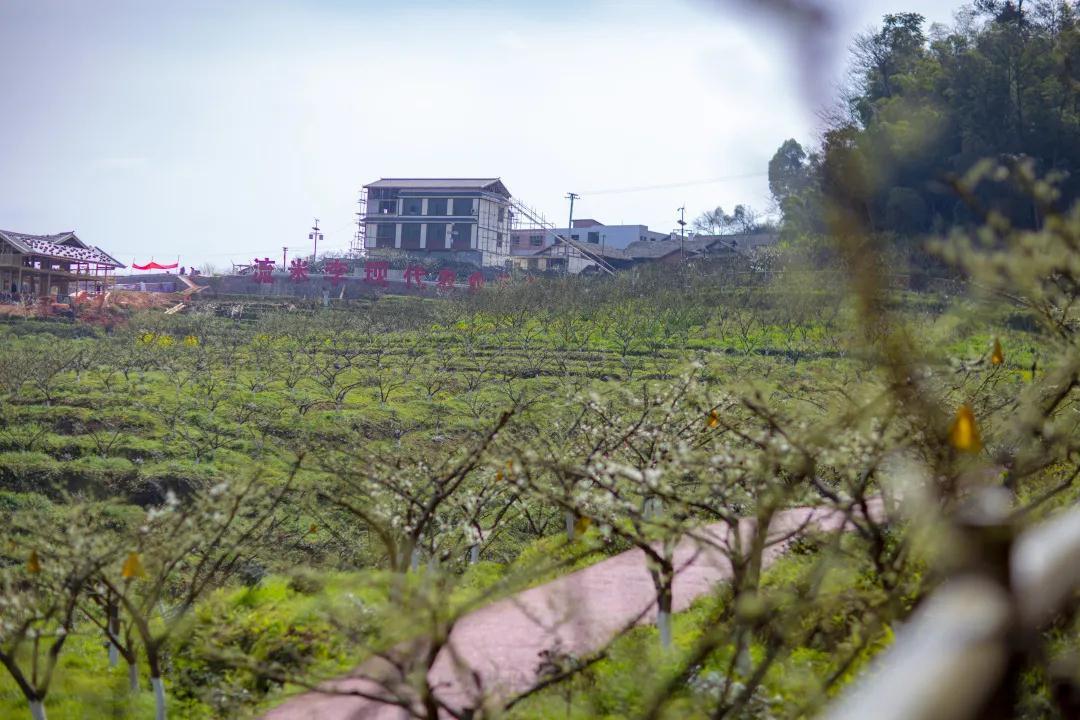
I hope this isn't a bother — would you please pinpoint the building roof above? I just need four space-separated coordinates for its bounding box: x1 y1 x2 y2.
365 178 512 197
0 229 125 268
623 237 714 259
1 229 86 249
623 233 777 260
537 240 631 261
692 232 779 248
572 219 605 228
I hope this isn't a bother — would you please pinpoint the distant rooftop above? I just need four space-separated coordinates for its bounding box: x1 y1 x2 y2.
623 232 778 259
364 178 511 197
539 240 631 261
0 229 125 268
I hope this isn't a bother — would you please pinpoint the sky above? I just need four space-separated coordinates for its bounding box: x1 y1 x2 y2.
0 0 959 270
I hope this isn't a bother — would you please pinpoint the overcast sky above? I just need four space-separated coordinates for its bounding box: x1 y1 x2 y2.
0 0 959 269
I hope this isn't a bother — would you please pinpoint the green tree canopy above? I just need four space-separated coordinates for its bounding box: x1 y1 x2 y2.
772 2 1080 241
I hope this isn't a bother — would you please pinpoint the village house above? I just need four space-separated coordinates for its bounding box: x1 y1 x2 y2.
512 231 779 274
361 178 513 268
509 218 673 274
509 219 671 253
0 229 125 301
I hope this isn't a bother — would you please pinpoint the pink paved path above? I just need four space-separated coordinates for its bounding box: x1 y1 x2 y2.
264 504 876 720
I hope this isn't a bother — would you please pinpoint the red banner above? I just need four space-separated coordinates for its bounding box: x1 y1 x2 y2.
132 260 179 271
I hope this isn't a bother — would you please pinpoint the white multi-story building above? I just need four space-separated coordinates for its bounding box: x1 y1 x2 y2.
362 178 513 268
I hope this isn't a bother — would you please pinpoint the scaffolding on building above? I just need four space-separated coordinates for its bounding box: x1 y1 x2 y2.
349 188 368 257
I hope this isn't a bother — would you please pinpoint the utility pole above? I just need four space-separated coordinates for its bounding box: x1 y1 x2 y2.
281 246 288 269
677 205 687 263
309 219 323 262
565 192 579 276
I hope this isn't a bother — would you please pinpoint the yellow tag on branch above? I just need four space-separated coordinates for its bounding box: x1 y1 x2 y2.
707 410 720 429
122 552 146 580
949 404 983 453
27 550 41 575
574 516 592 535
990 338 1004 366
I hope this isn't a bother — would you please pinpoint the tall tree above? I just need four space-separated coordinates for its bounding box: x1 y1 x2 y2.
773 5 1080 243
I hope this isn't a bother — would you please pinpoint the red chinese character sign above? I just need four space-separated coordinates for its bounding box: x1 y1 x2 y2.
404 265 427 288
364 261 389 286
437 269 456 289
468 272 484 291
252 258 275 284
289 258 309 282
324 259 349 286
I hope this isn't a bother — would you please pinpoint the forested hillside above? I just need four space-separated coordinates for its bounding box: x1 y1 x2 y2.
770 2 1080 247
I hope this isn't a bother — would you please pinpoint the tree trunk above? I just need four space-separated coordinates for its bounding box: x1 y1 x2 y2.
29 700 46 720
151 677 166 720
734 630 753 676
657 583 674 651
128 662 139 692
147 647 167 720
564 510 575 541
469 544 480 565
107 604 120 668
649 543 677 651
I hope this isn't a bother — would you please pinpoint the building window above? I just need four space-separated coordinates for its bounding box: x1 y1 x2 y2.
587 231 600 244
571 234 580 242
370 187 399 205
427 198 448 216
377 200 396 214
452 198 474 216
402 198 423 216
375 223 396 248
496 232 504 248
451 223 472 249
498 207 505 222
427 223 446 247
401 223 421 249
529 235 544 247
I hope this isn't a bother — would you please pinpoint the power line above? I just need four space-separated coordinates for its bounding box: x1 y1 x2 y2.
579 171 768 196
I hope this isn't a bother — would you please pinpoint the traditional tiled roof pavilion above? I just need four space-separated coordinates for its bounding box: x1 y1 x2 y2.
0 229 125 300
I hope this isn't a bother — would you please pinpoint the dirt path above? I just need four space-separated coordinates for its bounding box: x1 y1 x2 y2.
263 504 876 720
